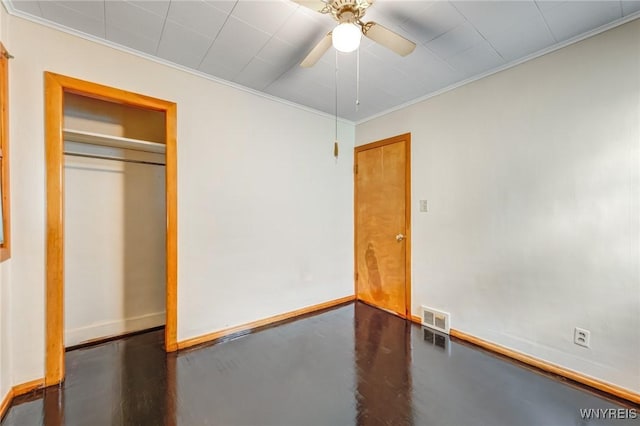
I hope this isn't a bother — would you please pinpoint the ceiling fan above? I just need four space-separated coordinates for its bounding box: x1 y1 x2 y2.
294 0 417 67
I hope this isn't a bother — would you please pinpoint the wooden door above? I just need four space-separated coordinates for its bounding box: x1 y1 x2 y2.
354 133 411 317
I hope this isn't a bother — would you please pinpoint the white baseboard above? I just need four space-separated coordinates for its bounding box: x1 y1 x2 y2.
65 312 165 347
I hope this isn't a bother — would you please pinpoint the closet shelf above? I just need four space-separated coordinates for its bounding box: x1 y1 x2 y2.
63 129 166 154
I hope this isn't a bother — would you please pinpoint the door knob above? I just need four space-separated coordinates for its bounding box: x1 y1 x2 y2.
396 234 405 242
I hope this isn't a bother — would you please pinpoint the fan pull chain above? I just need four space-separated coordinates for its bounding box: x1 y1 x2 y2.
334 50 339 159
356 46 360 112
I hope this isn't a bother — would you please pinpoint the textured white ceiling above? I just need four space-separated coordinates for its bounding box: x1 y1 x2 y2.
7 0 640 121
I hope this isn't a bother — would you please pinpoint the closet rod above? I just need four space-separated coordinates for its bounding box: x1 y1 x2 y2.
64 151 165 166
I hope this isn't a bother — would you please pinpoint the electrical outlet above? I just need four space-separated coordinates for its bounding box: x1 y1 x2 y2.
574 327 591 348
419 200 428 212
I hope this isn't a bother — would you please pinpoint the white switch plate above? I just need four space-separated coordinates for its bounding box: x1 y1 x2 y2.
419 200 428 212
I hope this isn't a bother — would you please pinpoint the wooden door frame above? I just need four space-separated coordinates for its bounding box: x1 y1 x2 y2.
44 72 178 386
354 133 411 318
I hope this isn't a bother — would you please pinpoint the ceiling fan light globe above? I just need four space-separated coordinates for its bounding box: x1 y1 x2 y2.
332 23 361 53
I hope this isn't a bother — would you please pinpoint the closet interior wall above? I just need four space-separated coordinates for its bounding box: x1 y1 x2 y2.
63 93 166 347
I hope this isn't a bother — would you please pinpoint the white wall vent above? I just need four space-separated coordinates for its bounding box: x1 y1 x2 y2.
421 305 450 334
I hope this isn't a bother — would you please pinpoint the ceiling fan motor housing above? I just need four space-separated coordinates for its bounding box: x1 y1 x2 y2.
328 0 371 23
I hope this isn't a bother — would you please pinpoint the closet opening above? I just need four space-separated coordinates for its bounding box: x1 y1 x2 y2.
64 93 166 351
45 72 177 386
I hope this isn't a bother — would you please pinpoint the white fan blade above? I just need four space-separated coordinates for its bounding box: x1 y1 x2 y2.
301 32 332 67
291 0 330 13
363 21 416 57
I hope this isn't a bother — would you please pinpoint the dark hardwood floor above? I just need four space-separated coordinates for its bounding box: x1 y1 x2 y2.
3 302 638 425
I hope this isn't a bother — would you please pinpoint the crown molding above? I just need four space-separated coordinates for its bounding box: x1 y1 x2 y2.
2 0 638 127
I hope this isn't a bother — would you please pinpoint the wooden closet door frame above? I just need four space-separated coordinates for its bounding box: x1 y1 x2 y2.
44 72 178 386
354 133 412 318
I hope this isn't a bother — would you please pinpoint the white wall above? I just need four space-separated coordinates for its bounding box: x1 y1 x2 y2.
357 20 640 392
7 14 354 385
0 0 11 405
64 146 166 347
